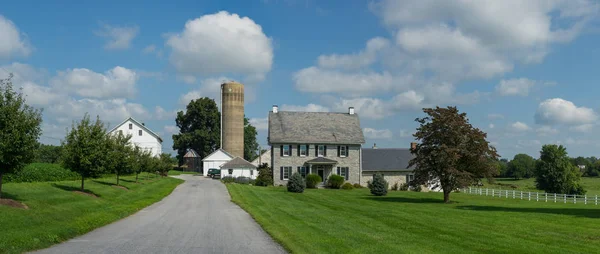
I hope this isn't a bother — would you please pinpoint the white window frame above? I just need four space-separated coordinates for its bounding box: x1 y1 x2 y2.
340 146 348 157
283 166 292 180
299 145 307 157
283 145 291 157
317 145 325 157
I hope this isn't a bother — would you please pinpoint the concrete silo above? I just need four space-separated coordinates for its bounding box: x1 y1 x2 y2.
220 81 245 158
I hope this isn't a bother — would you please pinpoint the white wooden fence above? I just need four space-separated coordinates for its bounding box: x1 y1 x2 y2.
461 187 599 205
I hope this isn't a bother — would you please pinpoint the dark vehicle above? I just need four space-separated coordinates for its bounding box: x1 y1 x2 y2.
208 168 221 178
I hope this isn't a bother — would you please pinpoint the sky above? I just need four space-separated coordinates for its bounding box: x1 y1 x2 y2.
1 0 600 160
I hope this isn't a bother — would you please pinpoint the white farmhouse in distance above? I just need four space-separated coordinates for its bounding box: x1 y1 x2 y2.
108 117 163 157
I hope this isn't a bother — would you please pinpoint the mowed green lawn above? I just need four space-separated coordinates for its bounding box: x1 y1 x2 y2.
0 175 183 254
227 184 600 254
484 177 600 196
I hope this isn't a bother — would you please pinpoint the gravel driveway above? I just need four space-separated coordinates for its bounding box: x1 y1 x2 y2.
32 174 286 254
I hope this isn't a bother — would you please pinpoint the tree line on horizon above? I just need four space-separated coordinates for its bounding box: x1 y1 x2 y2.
496 153 599 179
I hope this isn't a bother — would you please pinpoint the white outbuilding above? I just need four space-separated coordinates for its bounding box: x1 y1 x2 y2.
108 117 163 157
220 157 258 179
201 149 233 176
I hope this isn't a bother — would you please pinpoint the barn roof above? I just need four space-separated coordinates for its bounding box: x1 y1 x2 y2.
184 149 200 158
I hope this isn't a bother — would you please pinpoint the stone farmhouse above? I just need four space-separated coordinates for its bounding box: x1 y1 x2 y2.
268 105 365 186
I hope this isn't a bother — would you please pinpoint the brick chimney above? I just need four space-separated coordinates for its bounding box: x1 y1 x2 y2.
410 142 417 150
272 105 278 113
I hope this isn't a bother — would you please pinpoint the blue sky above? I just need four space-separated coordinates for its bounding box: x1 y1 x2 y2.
1 0 600 160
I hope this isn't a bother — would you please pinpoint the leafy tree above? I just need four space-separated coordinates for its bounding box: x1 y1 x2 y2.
35 144 63 163
0 74 43 198
255 163 273 186
535 145 586 195
287 172 305 193
172 98 220 165
244 116 259 162
106 132 134 186
409 106 499 203
507 154 536 179
496 159 509 177
570 156 590 175
369 174 388 196
138 150 155 180
129 146 144 183
61 114 109 191
157 153 173 176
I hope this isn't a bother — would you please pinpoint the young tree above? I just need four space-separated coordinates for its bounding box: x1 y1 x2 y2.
535 144 585 195
369 174 388 196
0 74 43 198
138 150 154 180
157 153 173 176
507 153 536 179
244 117 259 162
172 98 220 164
106 132 134 186
255 163 273 186
409 106 499 203
61 114 109 191
129 146 144 183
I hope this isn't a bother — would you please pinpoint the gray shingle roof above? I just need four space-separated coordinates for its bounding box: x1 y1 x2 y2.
305 157 338 164
268 111 365 144
220 157 257 169
362 148 415 171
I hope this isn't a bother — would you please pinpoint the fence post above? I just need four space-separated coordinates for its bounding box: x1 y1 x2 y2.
554 193 556 203
585 195 587 205
545 193 547 202
564 194 566 203
536 192 538 202
513 190 515 199
528 192 531 201
596 195 598 205
574 195 576 204
486 188 488 196
520 191 523 199
506 190 508 198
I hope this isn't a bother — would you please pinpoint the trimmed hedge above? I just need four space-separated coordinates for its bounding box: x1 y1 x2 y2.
4 163 80 183
327 175 345 189
306 174 322 189
341 182 353 190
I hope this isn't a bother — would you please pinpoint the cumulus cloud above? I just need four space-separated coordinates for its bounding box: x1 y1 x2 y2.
249 117 268 131
488 114 504 120
535 98 597 125
50 66 138 99
496 78 536 96
95 24 139 50
536 125 559 136
363 128 393 139
0 16 32 59
179 76 230 105
570 124 594 133
143 44 156 54
164 125 179 134
280 104 329 112
510 121 531 132
317 37 390 70
166 11 273 81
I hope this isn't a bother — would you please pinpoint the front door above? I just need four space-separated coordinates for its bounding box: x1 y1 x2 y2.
317 166 324 182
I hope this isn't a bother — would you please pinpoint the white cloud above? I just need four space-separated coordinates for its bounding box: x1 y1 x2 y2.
179 76 230 105
535 98 597 125
570 124 594 133
399 129 411 138
488 114 504 120
166 11 273 80
280 104 329 112
164 125 179 134
317 37 390 70
510 121 531 132
489 123 495 129
332 97 389 120
142 44 156 54
293 67 400 96
179 90 202 106
50 66 138 99
177 75 197 84
363 128 393 139
0 16 32 59
496 78 536 96
249 117 268 131
154 106 176 121
95 24 139 50
536 125 559 136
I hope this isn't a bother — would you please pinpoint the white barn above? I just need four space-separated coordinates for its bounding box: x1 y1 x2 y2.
251 150 271 168
220 157 258 180
202 149 233 176
108 117 163 157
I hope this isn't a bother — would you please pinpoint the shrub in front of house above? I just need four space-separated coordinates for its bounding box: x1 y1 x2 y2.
306 174 322 189
287 172 305 193
235 176 250 184
369 174 388 196
327 175 345 189
341 182 353 190
249 179 256 185
353 183 363 188
255 163 273 186
412 184 423 192
399 183 409 191
221 176 235 183
391 182 399 191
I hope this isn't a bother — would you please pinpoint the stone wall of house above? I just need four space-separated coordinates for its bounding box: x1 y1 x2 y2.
272 144 361 186
360 171 412 189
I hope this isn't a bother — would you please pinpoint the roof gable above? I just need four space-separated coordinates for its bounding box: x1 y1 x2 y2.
202 148 234 161
220 157 256 169
362 148 415 171
108 117 163 143
268 111 365 144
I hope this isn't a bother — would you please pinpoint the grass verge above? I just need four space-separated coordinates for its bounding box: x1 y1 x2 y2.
168 170 199 176
227 184 600 254
0 175 183 254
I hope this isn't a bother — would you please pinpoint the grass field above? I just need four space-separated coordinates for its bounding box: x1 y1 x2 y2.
227 184 600 254
484 177 600 195
167 170 200 176
0 175 183 254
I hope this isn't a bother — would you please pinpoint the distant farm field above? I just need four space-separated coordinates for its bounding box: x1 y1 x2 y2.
227 184 600 254
484 177 600 196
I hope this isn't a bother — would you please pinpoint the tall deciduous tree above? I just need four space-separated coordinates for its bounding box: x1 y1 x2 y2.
0 74 43 198
172 98 220 165
106 132 133 186
409 106 499 203
535 144 585 195
507 154 536 179
61 113 109 191
244 116 259 162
